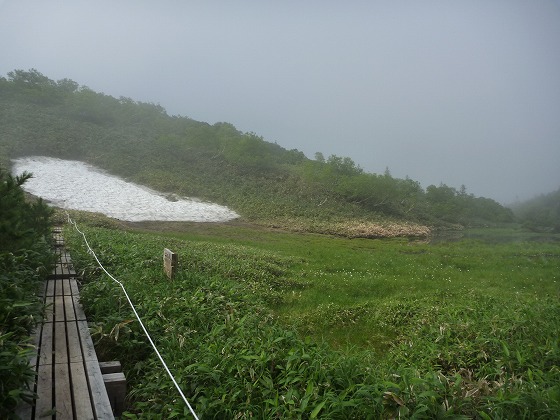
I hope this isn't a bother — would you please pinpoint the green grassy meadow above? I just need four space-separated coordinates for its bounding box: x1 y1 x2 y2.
63 215 560 418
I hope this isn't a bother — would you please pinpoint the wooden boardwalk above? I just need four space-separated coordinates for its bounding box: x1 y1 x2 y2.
17 228 117 419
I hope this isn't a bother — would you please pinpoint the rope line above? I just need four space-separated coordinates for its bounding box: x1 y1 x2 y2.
66 214 199 420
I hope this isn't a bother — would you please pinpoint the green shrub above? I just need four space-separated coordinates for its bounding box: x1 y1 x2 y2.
0 166 53 416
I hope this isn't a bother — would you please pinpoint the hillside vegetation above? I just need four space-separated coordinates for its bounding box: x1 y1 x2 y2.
0 69 515 236
512 188 560 233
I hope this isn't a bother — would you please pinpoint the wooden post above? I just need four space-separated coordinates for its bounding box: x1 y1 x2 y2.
99 361 122 374
101 361 126 416
103 372 126 416
163 248 178 279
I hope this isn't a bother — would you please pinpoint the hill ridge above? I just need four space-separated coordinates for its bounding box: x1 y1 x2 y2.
1 69 516 235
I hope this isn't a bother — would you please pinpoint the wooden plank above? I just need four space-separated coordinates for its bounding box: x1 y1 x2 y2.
60 252 76 276
45 279 55 297
44 296 54 323
78 318 115 418
53 281 62 297
64 295 76 322
35 363 54 419
61 279 70 296
64 261 74 273
54 362 73 419
70 361 95 419
73 296 87 321
55 269 75 279
69 278 80 296
77 320 98 362
85 360 115 419
37 280 47 298
49 259 63 279
57 278 65 296
54 295 65 323
67 321 83 364
39 321 54 367
52 304 74 418
50 258 75 279
54 321 68 366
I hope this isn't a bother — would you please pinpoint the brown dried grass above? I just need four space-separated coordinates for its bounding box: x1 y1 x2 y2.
325 220 431 238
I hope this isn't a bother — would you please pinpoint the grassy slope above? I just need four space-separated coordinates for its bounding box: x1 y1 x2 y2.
0 94 415 233
1 71 517 236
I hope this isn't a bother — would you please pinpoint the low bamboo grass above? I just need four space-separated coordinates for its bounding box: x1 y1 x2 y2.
65 221 559 418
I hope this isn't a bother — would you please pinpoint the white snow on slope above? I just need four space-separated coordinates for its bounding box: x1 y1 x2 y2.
11 156 239 222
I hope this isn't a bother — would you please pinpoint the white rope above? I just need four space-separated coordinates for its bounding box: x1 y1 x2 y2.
66 214 200 420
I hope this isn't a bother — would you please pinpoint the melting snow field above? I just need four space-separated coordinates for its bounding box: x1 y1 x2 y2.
11 156 239 222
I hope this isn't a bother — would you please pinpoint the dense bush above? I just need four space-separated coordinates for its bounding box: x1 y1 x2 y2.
0 167 53 416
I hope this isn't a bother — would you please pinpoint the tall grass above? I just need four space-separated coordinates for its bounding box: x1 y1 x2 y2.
65 219 560 418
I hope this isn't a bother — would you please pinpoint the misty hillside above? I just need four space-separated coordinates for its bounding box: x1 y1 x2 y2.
511 189 560 233
0 69 515 236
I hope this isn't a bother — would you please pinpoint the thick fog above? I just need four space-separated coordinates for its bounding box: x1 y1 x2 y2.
1 0 559 204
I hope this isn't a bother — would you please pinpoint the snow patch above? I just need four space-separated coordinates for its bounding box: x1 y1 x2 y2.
11 156 239 222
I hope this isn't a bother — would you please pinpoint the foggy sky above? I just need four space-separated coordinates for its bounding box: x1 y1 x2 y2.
1 0 559 204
